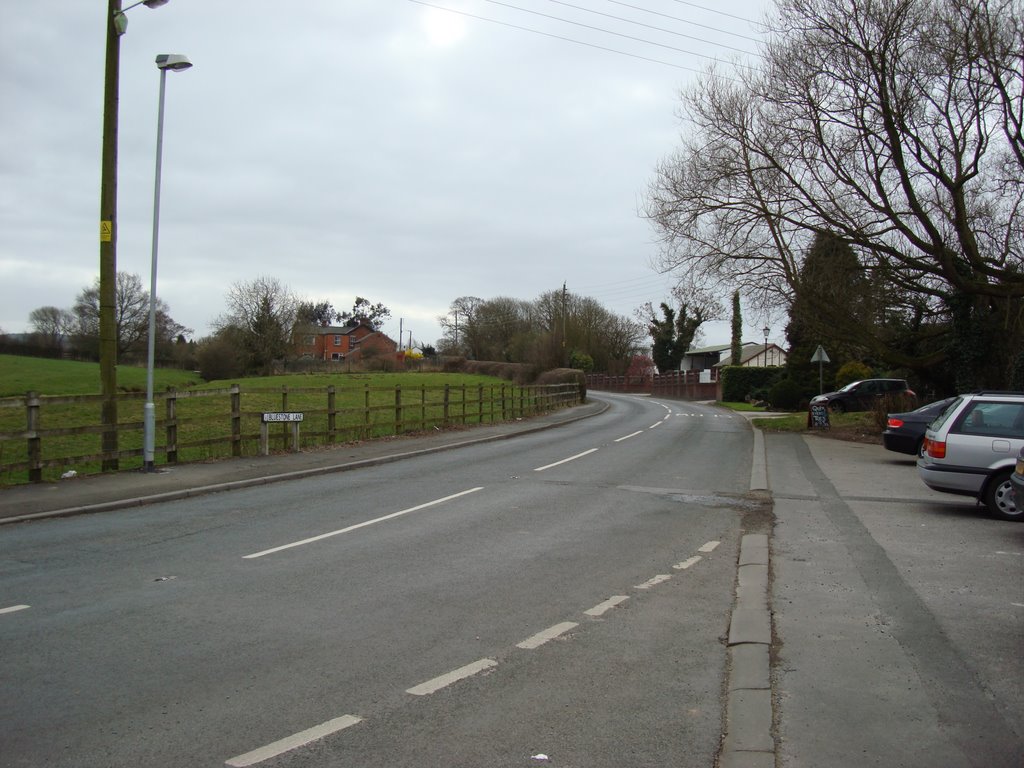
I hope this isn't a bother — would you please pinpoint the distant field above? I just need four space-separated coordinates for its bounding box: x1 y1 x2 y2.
0 355 512 398
0 355 201 397
0 354 571 484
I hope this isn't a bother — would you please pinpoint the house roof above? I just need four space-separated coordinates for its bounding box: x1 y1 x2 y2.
716 343 786 367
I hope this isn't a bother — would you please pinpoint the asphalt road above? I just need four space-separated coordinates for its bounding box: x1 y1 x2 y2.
1 394 761 768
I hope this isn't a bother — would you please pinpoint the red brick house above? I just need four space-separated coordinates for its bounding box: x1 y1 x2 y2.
297 320 398 362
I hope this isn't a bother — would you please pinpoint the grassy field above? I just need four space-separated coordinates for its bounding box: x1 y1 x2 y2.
0 355 570 484
0 354 201 397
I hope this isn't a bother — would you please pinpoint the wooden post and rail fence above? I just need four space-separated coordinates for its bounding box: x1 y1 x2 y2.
0 381 582 485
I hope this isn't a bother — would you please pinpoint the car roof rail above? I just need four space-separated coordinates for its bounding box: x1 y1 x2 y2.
969 390 1024 396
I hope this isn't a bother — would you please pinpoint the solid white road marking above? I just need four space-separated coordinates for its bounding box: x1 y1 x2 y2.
516 622 579 650
243 487 484 559
533 449 598 472
673 556 702 570
584 596 629 617
406 658 498 696
636 574 671 589
615 431 644 442
225 714 363 767
0 605 30 615
699 540 721 553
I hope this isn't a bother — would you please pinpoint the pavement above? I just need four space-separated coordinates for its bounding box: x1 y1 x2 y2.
1 398 1020 767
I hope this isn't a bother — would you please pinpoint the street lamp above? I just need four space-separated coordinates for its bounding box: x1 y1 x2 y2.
143 53 192 472
99 0 173 471
763 325 770 367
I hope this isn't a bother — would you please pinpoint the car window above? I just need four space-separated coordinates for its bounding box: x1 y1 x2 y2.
929 396 964 431
838 381 860 393
953 402 1024 437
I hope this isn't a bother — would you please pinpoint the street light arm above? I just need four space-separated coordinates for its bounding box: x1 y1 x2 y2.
113 0 170 36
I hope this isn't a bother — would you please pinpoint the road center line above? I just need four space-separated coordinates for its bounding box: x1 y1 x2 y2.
636 574 672 589
673 556 702 570
584 596 629 616
225 714 363 767
648 421 662 429
406 658 498 696
533 448 598 472
516 621 579 649
699 540 721 553
243 487 484 559
614 431 644 442
0 604 30 615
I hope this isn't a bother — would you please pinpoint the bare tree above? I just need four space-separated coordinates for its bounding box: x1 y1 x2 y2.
28 306 75 349
216 276 299 375
71 272 186 361
647 0 1023 385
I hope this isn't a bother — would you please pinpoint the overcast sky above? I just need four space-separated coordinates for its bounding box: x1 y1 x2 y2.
0 0 770 351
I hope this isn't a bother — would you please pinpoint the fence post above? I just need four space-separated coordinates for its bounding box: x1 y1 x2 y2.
327 385 337 444
420 384 426 431
363 384 371 439
27 391 41 483
478 384 484 423
501 385 507 420
395 385 403 434
281 386 289 450
231 384 242 457
165 389 178 464
443 383 450 427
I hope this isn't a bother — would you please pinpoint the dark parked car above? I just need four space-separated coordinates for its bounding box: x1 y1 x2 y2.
1012 447 1024 511
811 378 916 413
882 397 957 456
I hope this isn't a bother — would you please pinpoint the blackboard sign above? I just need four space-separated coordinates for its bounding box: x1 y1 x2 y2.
809 404 830 429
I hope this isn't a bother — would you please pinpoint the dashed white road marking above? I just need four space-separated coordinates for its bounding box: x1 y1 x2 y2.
406 658 498 696
243 487 484 559
533 448 598 472
517 622 579 650
0 605 30 615
225 714 363 767
584 595 630 617
615 431 644 442
636 574 672 590
648 422 662 429
674 556 702 570
699 541 721 553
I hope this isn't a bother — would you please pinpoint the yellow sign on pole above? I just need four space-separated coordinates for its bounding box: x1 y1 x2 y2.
100 221 112 242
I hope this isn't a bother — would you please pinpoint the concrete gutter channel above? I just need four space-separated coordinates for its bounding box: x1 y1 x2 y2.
1 398 781 766
717 420 776 768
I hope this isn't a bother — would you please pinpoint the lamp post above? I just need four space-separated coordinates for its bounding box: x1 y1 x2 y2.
143 53 192 472
99 0 173 471
763 325 770 367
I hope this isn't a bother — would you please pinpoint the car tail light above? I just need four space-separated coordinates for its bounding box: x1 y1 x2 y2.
906 388 917 399
924 438 946 459
887 417 904 429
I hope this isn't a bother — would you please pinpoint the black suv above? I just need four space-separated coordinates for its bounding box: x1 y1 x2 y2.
811 378 916 413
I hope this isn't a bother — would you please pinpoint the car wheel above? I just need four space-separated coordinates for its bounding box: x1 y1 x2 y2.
829 401 845 414
984 470 1020 521
916 437 926 457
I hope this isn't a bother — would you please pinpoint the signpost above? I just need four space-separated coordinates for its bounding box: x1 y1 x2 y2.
809 345 831 429
810 344 830 395
260 412 303 455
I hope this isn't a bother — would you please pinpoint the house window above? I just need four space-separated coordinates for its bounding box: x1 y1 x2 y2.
333 335 341 346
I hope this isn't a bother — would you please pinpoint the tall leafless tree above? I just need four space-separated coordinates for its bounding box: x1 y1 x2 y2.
647 0 1023 385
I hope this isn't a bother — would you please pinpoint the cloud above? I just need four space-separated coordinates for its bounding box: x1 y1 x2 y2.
0 0 768 347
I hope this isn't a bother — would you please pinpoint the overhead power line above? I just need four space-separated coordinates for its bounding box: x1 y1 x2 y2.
477 0 757 69
544 0 754 55
603 0 763 43
406 0 754 76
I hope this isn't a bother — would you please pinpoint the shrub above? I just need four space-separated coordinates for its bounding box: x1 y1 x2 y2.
768 377 804 410
835 361 872 388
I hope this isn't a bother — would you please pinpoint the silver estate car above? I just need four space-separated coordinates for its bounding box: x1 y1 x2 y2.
918 391 1024 521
